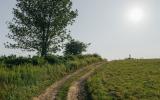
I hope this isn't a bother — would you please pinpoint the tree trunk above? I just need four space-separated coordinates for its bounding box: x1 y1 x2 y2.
41 29 48 57
41 47 47 57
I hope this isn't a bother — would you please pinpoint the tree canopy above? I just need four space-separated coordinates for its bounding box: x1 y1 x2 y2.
6 0 78 56
64 40 89 55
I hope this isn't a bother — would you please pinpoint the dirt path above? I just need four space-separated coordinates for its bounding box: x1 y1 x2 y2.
33 62 105 100
67 62 106 100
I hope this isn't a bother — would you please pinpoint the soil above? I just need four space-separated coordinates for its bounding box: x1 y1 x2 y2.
32 62 106 100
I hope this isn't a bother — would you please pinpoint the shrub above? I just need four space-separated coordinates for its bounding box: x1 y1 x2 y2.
64 40 89 56
32 56 46 65
3 55 31 67
45 55 61 64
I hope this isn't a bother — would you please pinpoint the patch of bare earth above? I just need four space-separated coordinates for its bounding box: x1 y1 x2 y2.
32 62 104 100
67 62 105 100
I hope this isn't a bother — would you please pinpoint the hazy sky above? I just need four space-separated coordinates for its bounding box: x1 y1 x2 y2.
1 0 160 60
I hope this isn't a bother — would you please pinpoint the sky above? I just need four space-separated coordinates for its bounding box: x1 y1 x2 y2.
1 0 160 60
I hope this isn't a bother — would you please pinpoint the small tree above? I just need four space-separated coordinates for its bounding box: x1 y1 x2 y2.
6 0 77 57
64 40 89 55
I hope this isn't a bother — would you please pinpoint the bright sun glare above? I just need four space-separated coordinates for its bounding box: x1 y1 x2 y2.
128 7 144 23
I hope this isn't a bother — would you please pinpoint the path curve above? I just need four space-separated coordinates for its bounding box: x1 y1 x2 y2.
67 62 106 100
33 62 104 100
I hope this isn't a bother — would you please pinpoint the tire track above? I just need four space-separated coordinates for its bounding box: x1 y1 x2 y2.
32 62 105 100
67 62 106 100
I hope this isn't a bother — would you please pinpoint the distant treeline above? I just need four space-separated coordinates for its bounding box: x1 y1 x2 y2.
0 54 101 67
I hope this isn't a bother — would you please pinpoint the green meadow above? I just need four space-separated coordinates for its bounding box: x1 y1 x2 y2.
86 59 160 100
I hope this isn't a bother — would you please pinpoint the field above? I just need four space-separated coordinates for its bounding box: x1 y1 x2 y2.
0 54 102 100
86 59 160 100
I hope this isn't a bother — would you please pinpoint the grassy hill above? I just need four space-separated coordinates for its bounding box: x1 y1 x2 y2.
86 59 160 100
0 54 102 100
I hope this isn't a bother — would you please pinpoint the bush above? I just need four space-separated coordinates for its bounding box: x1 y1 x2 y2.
44 55 61 64
32 56 46 65
64 40 89 56
2 55 31 67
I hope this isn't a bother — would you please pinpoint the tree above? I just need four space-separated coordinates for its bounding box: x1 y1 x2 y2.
64 40 89 55
5 0 78 57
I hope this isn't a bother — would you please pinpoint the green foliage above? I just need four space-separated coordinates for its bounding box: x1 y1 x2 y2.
32 56 46 65
0 55 102 100
64 40 89 55
44 55 61 64
6 0 78 56
0 55 48 67
0 55 32 67
86 59 160 100
0 55 82 67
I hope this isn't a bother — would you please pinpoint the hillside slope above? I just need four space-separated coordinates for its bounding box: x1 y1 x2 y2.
86 59 160 100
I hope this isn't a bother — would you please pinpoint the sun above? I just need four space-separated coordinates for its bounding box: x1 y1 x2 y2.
128 7 144 23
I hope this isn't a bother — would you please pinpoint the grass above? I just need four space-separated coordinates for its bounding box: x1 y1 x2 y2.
86 59 160 100
0 54 102 100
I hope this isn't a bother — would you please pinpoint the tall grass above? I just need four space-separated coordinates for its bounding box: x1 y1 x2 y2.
0 54 102 100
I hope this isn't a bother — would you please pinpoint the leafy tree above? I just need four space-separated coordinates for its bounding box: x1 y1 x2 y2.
64 40 89 55
6 0 78 57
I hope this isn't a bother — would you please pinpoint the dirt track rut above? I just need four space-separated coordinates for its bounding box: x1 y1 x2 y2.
33 62 105 100
67 62 105 100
